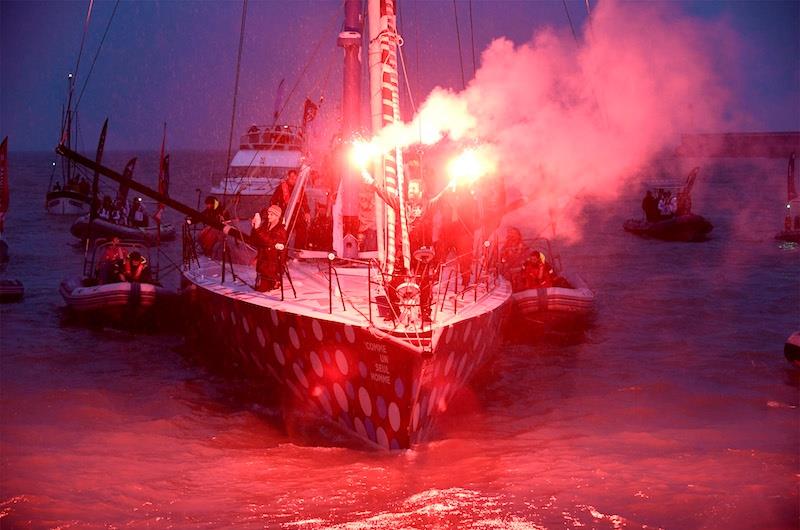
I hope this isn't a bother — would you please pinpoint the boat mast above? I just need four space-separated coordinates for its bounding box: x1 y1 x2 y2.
368 0 410 274
336 0 364 253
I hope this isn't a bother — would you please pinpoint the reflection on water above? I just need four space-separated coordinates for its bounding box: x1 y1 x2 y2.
0 153 797 529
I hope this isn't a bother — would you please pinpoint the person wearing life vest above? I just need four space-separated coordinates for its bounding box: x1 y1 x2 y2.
96 237 128 284
120 251 153 284
128 197 149 228
520 250 556 290
97 195 115 221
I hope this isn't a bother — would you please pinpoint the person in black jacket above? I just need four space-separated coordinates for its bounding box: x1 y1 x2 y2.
252 205 288 292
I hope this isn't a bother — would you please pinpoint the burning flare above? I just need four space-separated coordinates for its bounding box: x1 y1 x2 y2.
446 147 498 190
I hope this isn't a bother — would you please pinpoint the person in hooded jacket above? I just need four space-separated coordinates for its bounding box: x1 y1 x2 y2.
251 204 288 292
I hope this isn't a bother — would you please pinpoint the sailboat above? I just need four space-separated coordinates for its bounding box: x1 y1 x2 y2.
58 0 512 449
0 137 24 303
775 153 799 243
623 166 713 242
46 73 93 215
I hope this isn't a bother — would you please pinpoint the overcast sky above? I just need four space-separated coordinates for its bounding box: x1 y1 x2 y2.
1 0 798 153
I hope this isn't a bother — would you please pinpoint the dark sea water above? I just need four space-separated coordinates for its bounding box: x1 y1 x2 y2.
1 151 798 529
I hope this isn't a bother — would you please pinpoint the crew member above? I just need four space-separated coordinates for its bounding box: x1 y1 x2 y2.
642 190 659 222
96 237 128 284
271 169 310 248
519 250 556 290
128 197 149 227
121 251 153 284
252 205 288 292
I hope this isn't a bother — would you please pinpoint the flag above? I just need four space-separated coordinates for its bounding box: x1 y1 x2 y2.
0 137 8 233
302 98 318 126
117 157 137 203
273 78 285 123
154 123 168 224
154 154 170 224
788 153 797 202
683 166 699 196
89 120 108 222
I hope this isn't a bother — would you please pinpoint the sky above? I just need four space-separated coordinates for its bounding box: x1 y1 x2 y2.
1 0 799 243
1 0 798 155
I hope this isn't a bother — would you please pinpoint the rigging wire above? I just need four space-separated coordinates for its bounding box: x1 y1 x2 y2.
73 0 94 86
275 6 342 123
468 0 476 78
562 0 579 44
584 0 594 22
225 0 249 182
451 0 467 90
75 0 121 112
397 41 417 116
61 0 94 140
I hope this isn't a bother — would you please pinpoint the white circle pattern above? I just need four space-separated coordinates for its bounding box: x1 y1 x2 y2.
273 343 285 365
312 320 324 341
344 325 355 343
376 427 389 449
310 351 323 377
289 327 300 349
358 387 372 416
335 350 349 376
388 402 401 432
445 352 454 375
333 383 348 412
293 362 309 388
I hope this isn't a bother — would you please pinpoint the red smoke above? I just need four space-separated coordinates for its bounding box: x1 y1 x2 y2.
388 0 738 241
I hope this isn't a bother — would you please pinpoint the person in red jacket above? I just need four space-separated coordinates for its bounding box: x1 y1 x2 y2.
252 205 288 292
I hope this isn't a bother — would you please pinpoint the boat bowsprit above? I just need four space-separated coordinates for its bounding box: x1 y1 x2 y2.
623 213 713 242
0 278 24 303
70 215 176 245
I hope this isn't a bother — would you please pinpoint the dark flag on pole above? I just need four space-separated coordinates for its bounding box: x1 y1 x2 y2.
273 78 285 124
90 119 108 222
0 137 8 233
154 154 170 224
302 98 318 126
117 157 137 204
154 123 169 225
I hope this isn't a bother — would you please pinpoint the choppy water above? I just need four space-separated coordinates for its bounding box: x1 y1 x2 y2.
1 151 797 529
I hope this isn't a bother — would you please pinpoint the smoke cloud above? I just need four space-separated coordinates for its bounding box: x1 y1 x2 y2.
382 0 739 241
